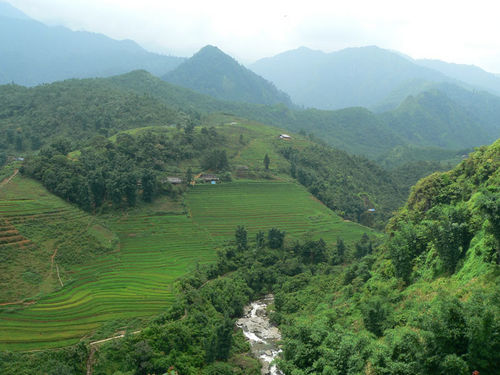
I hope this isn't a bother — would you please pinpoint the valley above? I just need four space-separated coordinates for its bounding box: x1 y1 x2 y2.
0 174 370 351
0 2 499 373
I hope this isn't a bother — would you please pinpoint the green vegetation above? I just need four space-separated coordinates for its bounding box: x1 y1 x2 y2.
1 222 377 374
0 176 116 304
163 45 292 106
3 70 495 166
0 80 188 153
279 143 405 227
272 139 500 374
0 168 371 351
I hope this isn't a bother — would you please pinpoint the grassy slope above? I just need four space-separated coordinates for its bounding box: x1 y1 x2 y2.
0 121 373 351
0 176 116 303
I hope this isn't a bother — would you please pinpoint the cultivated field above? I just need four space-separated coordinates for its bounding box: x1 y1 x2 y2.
187 180 371 245
0 177 371 350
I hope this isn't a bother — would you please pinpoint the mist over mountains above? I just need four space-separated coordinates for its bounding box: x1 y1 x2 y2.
250 45 500 110
1 0 500 159
0 2 184 86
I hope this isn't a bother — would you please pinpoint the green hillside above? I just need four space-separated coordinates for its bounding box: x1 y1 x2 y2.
11 139 495 374
3 72 495 164
381 89 495 149
272 138 500 374
0 176 116 304
163 45 292 106
0 117 383 351
0 176 371 351
0 80 185 153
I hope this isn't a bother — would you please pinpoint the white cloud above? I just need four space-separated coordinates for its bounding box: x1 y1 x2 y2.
5 0 500 72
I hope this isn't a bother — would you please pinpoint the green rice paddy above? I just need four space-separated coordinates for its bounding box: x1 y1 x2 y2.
0 177 371 351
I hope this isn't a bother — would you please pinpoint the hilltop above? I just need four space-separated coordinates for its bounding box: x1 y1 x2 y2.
163 45 293 106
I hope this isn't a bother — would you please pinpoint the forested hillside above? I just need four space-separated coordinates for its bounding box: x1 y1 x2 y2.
20 117 406 227
107 70 500 159
5 138 497 374
381 88 498 149
0 80 189 152
163 45 293 106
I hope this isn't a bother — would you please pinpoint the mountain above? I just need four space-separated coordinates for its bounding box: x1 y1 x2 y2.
106 71 500 159
417 59 500 96
0 79 185 152
250 46 449 110
381 90 488 149
0 1 30 20
163 45 293 106
0 3 184 86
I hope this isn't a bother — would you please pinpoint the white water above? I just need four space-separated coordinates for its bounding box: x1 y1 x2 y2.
236 295 283 375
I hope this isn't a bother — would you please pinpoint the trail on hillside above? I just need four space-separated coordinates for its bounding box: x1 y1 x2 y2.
86 330 141 375
50 248 58 274
0 169 19 189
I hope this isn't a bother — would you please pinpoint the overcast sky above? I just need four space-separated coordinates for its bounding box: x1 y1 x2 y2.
6 0 500 73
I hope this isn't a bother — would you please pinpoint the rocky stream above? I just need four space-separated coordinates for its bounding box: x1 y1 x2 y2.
236 295 283 375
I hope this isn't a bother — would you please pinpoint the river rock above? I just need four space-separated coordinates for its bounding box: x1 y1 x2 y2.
236 295 283 375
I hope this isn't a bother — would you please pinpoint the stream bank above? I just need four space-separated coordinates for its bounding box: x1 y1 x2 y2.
236 295 283 375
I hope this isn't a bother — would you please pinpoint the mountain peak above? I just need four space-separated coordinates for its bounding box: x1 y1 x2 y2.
191 45 236 63
163 45 292 106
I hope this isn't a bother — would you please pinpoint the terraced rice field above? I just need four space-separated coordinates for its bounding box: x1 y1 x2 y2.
187 180 371 245
0 178 371 351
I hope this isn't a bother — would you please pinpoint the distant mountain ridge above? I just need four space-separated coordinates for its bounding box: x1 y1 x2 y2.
250 45 500 111
416 59 500 96
0 2 184 86
162 45 293 106
250 46 450 110
105 71 500 158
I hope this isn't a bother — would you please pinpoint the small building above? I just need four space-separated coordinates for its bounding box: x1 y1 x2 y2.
166 177 183 185
279 134 291 140
200 174 219 183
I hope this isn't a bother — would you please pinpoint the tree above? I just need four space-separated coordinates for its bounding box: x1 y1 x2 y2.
185 167 193 186
478 191 500 263
361 296 390 337
263 153 270 170
235 225 247 251
334 237 346 264
290 162 296 178
256 230 265 249
141 169 156 202
268 228 285 249
431 206 473 273
354 233 372 259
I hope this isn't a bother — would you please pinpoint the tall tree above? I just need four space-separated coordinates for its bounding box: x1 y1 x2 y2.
263 153 270 170
235 225 247 251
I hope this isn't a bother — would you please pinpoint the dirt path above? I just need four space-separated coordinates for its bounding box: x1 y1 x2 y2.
0 169 19 189
56 264 64 287
50 248 58 274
